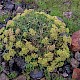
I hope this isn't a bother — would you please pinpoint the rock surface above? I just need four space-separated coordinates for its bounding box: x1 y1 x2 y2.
70 58 79 68
5 2 14 11
0 5 3 10
14 56 25 70
16 6 23 13
62 72 68 77
72 68 80 80
0 23 3 29
40 77 46 80
30 69 43 79
13 75 26 80
75 51 80 61
63 11 72 18
71 30 80 51
64 65 71 74
0 73 9 80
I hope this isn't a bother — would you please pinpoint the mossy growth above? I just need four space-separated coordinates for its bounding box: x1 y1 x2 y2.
0 13 10 24
7 71 17 79
0 10 71 73
0 65 3 73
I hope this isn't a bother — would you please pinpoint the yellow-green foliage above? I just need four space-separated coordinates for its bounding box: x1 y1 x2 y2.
0 10 71 72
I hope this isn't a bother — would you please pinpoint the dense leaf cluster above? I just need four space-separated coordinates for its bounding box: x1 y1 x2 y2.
0 10 71 73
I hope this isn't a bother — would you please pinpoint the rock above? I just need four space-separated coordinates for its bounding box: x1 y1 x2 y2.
71 30 80 51
30 69 43 79
2 62 6 68
14 4 22 10
5 2 14 11
40 77 46 80
0 1 4 5
13 75 26 80
0 10 3 15
8 56 25 73
70 58 79 68
62 72 68 77
64 65 71 74
63 0 71 5
1 62 9 74
75 51 80 61
0 73 9 80
0 5 3 10
9 59 14 71
72 68 80 80
0 23 3 29
14 56 25 70
57 17 63 22
63 11 72 18
16 6 23 13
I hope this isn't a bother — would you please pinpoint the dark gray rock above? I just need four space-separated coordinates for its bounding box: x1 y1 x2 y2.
8 56 25 73
30 69 43 79
64 65 71 74
0 23 3 29
14 56 26 70
0 23 5 29
5 2 14 11
9 59 14 71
